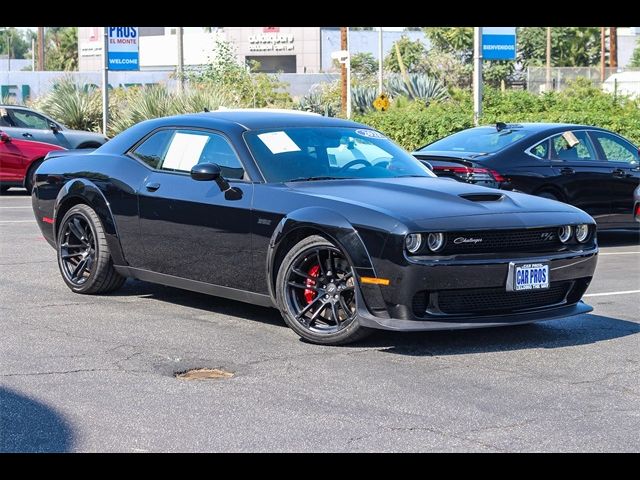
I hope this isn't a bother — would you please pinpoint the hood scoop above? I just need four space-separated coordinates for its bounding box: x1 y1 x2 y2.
459 193 504 202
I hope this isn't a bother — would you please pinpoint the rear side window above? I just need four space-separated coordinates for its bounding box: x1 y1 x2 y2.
10 109 50 130
549 131 596 161
131 130 174 168
529 141 549 159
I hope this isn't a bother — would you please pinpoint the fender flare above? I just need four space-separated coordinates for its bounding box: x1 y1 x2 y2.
265 207 376 302
53 178 127 266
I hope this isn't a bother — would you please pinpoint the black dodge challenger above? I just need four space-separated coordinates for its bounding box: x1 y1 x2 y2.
31 111 599 345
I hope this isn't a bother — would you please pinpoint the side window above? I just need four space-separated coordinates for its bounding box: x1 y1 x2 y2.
130 130 174 169
529 140 549 159
550 130 596 161
141 129 243 179
9 109 50 130
590 131 639 165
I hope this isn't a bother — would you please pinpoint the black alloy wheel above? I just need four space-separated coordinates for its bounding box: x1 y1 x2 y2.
56 204 125 294
276 235 371 345
59 213 96 286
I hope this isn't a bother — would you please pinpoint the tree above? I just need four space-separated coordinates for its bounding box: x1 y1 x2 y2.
0 27 33 59
517 27 601 67
344 52 378 77
383 35 427 73
43 27 78 71
424 27 473 62
629 39 640 68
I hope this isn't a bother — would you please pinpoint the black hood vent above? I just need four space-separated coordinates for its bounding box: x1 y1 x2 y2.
459 193 504 202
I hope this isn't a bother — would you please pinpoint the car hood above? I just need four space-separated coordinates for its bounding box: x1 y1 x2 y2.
286 177 593 230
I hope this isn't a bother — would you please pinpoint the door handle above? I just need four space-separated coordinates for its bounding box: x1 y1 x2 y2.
144 182 161 192
22 132 33 138
611 168 626 177
560 167 574 175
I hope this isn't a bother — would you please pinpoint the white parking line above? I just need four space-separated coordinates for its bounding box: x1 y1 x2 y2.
0 206 32 209
584 290 640 297
599 252 640 255
0 220 34 223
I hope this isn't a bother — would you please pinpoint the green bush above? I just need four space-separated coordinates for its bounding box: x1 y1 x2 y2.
356 80 640 151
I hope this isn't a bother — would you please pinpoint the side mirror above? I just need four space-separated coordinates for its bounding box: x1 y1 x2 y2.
49 122 60 133
190 162 243 200
0 131 11 143
191 162 221 182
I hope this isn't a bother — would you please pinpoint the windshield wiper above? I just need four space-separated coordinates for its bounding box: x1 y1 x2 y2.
288 176 344 182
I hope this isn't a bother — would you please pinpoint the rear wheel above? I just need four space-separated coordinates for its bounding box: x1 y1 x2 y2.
0 186 11 194
537 191 560 202
24 159 43 194
57 204 125 294
275 235 371 345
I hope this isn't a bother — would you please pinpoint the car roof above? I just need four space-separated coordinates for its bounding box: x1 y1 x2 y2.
163 110 367 130
472 123 608 133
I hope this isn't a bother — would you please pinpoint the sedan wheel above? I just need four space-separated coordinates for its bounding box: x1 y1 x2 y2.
276 235 371 345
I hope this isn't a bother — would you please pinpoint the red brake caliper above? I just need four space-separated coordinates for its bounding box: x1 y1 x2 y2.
304 265 320 304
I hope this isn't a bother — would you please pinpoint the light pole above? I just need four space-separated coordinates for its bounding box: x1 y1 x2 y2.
177 27 184 94
102 27 109 136
346 27 352 119
378 26 383 95
473 27 483 126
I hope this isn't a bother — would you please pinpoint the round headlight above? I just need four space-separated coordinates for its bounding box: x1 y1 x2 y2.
575 224 590 243
427 232 445 252
405 234 423 253
558 225 572 243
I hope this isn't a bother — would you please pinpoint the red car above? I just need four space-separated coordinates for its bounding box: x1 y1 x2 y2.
0 129 65 193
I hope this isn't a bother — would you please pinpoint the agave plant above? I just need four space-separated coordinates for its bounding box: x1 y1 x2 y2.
108 84 175 135
171 83 236 114
296 87 337 117
351 85 378 115
386 73 449 104
30 77 102 132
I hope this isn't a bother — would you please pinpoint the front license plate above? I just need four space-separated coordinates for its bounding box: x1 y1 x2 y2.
507 263 549 292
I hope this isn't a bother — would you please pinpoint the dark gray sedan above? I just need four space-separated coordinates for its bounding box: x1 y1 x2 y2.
0 105 108 149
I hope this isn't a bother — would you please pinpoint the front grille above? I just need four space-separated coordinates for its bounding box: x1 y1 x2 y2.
441 228 561 254
412 281 572 317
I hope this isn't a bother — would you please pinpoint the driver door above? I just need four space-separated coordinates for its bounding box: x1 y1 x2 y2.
134 128 255 290
5 108 71 148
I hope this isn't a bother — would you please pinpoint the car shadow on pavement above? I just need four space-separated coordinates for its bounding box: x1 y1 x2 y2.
109 279 286 327
0 386 74 452
358 314 640 356
597 230 640 246
0 188 29 196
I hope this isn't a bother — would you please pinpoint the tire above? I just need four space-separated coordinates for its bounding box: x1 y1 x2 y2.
24 159 43 194
537 191 560 202
56 204 126 294
0 186 11 194
275 235 372 345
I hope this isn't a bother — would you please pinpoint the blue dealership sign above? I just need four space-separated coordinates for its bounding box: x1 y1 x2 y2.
482 27 516 61
107 27 139 71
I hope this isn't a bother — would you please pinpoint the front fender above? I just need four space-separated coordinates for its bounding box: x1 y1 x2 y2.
54 178 127 266
266 207 387 310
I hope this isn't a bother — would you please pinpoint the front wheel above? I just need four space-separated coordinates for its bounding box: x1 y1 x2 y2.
275 235 371 345
57 204 126 294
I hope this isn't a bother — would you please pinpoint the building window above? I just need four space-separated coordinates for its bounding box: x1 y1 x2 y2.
245 55 296 73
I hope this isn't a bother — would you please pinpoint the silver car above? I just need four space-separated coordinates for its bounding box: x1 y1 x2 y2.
0 105 107 149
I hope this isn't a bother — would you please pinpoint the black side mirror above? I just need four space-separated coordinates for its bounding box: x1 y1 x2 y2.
190 162 242 199
0 131 10 143
191 162 221 182
49 122 59 133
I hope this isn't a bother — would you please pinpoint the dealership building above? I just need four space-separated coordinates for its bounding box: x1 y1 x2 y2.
77 27 430 74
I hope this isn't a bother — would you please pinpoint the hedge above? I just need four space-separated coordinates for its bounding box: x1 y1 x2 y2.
355 81 640 151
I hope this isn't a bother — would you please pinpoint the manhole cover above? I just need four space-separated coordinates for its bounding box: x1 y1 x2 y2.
175 368 234 381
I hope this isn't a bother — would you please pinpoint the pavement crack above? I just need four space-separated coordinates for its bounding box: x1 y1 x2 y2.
1 367 116 377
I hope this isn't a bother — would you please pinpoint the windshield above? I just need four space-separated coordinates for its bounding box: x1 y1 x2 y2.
244 127 435 183
418 127 533 155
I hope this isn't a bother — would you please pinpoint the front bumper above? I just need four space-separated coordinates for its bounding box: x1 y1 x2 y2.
356 248 598 331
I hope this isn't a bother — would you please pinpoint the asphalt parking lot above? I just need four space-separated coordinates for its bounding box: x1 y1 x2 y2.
1 189 639 452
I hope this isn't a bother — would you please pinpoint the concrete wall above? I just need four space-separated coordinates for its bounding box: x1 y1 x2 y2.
0 71 339 103
0 59 32 72
0 71 176 103
320 29 430 72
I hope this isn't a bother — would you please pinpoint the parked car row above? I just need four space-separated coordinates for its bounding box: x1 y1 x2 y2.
413 123 640 230
0 105 108 193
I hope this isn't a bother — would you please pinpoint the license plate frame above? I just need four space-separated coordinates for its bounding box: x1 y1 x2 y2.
506 262 550 292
